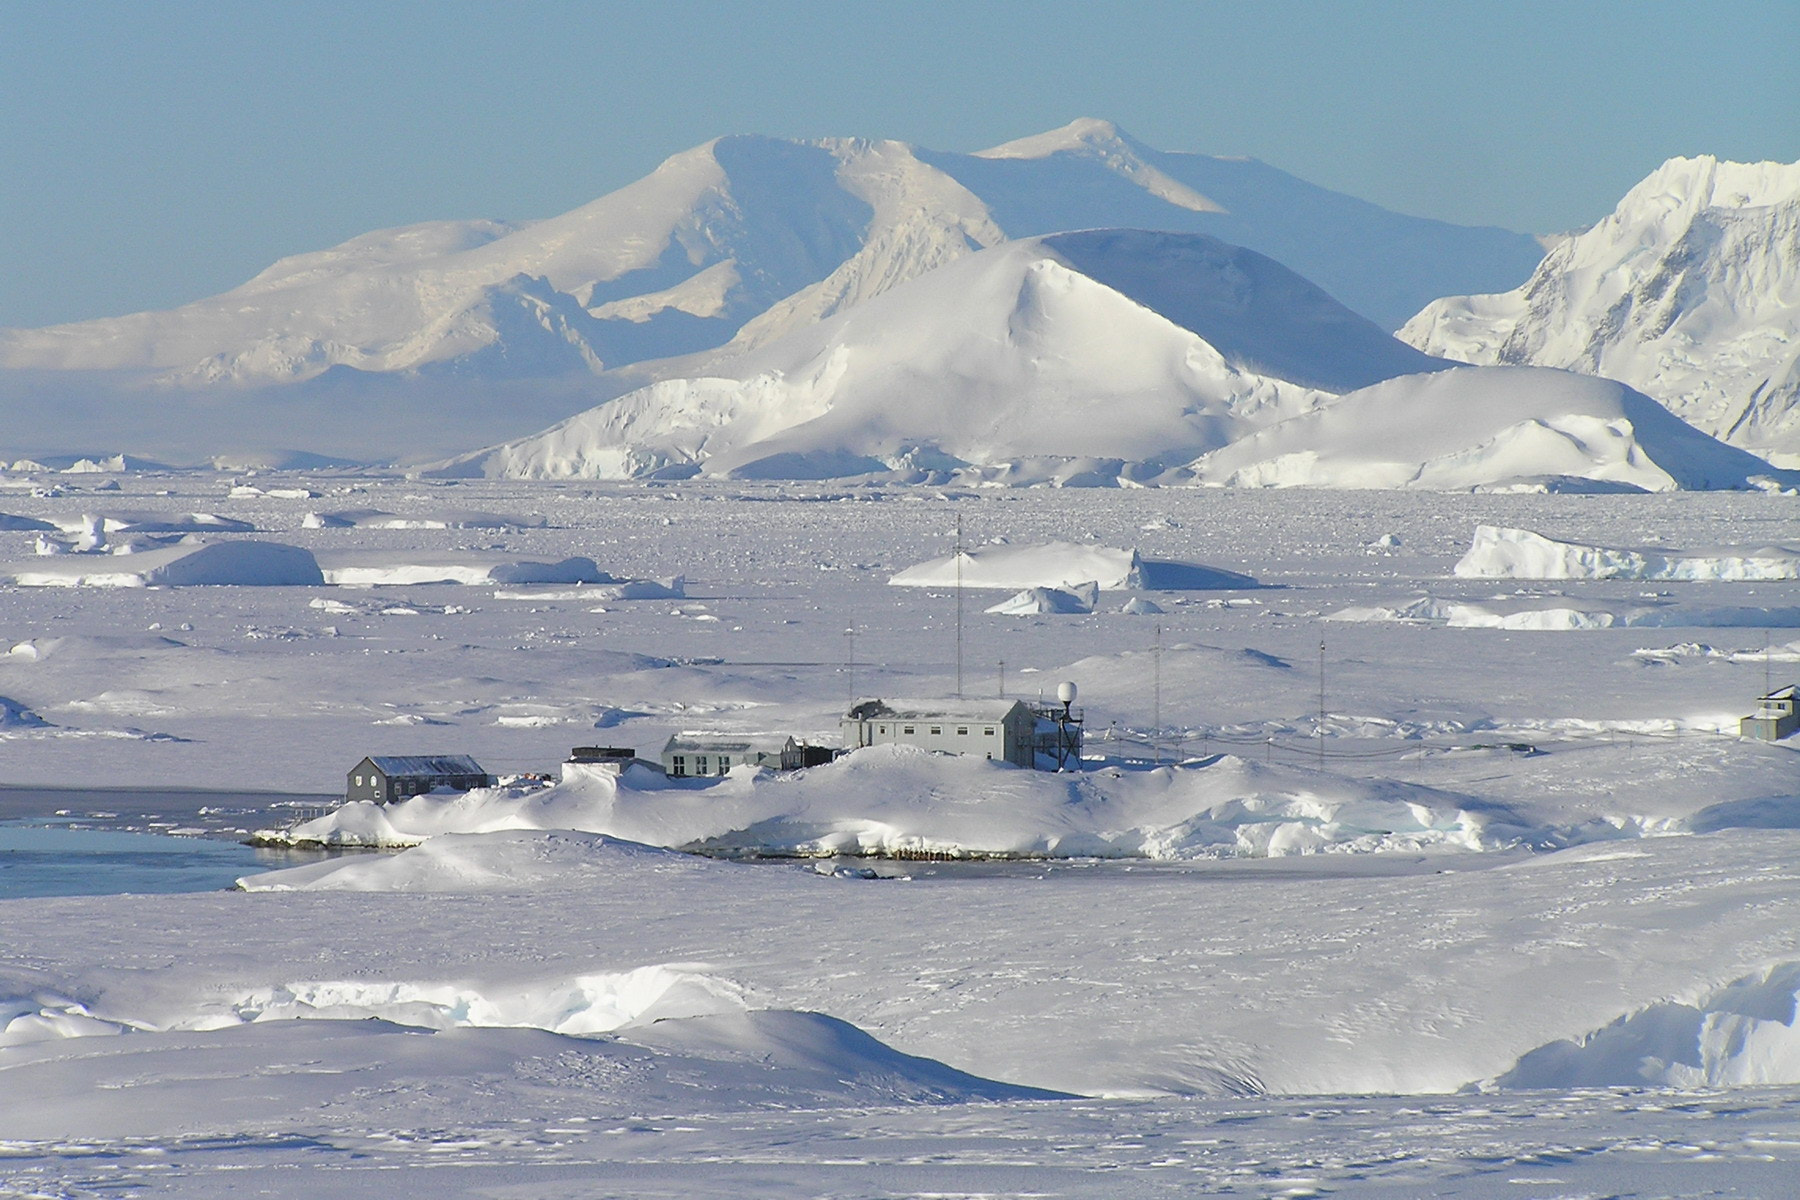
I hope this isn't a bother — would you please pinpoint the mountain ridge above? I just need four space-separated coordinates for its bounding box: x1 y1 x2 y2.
0 120 1544 393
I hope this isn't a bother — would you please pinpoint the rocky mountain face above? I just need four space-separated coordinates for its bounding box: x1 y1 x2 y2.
1400 156 1800 463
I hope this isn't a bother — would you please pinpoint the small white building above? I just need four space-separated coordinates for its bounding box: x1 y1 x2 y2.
559 745 661 784
1741 685 1799 741
662 732 802 777
841 698 1060 767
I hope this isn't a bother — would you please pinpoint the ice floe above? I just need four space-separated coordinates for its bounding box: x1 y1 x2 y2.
303 507 545 529
1329 595 1800 630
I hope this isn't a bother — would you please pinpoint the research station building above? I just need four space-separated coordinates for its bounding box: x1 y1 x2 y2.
1741 685 1799 741
840 698 1043 766
662 732 803 777
346 754 495 804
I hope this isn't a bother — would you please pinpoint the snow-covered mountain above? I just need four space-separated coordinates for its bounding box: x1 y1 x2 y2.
434 229 1449 483
442 229 1790 493
0 120 1542 389
1399 156 1800 462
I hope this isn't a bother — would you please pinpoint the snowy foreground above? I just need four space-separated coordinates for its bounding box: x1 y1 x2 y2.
3 474 1800 1195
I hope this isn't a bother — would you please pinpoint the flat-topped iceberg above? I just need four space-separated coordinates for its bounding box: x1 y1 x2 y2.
313 550 605 586
0 539 323 587
890 541 1254 591
1456 525 1800 581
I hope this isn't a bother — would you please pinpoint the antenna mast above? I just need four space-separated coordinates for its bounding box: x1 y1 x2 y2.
1153 622 1163 765
845 626 856 709
954 512 964 697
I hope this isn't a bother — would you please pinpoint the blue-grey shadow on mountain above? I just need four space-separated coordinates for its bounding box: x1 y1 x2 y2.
1044 229 1448 393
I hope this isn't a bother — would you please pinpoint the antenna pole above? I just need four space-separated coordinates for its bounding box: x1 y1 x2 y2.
1153 622 1162 766
1318 636 1326 767
998 659 1005 699
955 512 964 697
845 627 856 709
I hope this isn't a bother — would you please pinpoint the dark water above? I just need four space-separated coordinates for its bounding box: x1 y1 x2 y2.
0 822 326 899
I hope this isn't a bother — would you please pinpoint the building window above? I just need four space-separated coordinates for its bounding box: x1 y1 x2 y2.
903 725 915 734
984 728 995 736
930 726 942 735
696 755 709 773
718 756 731 774
878 725 887 734
671 755 686 776
957 727 969 736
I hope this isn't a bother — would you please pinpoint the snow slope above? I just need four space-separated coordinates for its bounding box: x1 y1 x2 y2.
1400 156 1800 461
0 120 1541 394
1190 365 1788 491
437 230 1447 483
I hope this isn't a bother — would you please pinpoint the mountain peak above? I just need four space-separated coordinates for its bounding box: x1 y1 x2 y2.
1621 154 1800 215
975 118 1138 160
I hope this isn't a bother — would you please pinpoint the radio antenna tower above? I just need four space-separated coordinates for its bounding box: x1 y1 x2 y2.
1153 622 1163 765
954 512 965 697
1318 637 1326 767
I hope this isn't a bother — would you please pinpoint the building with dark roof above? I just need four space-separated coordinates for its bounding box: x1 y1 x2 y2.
1741 685 1798 742
346 754 495 804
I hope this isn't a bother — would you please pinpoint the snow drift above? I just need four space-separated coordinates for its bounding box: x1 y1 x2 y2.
258 745 1521 860
1494 961 1800 1089
1400 155 1800 461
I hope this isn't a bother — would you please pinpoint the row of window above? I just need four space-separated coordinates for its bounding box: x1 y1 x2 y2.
669 754 732 777
873 724 996 737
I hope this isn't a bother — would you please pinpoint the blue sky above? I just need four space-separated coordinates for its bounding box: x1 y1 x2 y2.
3 0 1796 328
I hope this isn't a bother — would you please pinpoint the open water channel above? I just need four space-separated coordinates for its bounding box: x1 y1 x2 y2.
0 787 334 899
